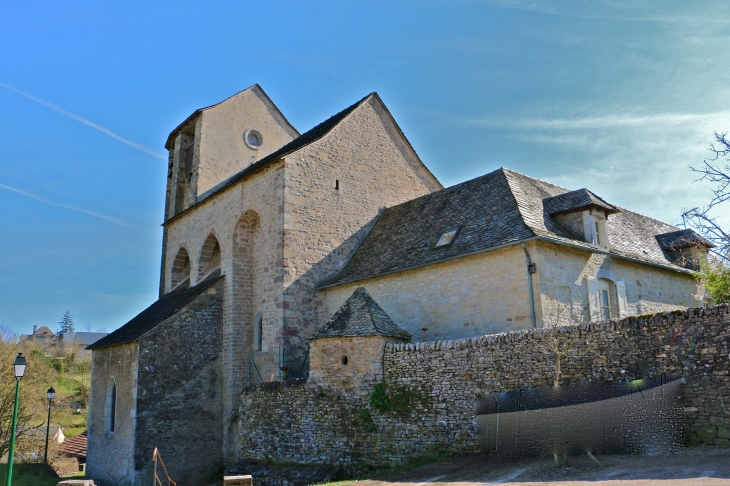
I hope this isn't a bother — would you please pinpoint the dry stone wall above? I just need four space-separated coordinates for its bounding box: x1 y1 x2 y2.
238 305 730 467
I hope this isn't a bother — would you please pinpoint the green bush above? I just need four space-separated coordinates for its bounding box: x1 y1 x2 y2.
698 260 730 304
369 384 390 411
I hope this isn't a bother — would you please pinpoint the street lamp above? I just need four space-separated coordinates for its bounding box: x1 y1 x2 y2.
5 353 27 486
44 387 55 465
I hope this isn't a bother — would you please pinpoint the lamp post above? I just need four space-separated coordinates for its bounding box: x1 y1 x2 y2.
5 353 27 486
43 387 55 465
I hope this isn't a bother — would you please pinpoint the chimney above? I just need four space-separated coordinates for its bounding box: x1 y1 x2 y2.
33 325 37 334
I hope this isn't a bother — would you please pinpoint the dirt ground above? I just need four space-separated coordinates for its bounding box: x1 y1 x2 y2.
351 447 730 486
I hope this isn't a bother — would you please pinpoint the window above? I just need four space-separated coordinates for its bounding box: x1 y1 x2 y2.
335 180 340 191
435 229 458 247
598 280 611 320
105 380 116 433
254 313 263 352
582 211 609 249
243 129 263 150
587 277 628 321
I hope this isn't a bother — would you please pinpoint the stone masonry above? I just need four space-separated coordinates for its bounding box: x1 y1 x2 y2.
238 304 730 467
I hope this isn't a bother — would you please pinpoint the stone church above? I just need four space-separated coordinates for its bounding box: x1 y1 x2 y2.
86 85 710 485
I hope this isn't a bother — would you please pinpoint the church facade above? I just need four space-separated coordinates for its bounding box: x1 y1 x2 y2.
86 85 708 486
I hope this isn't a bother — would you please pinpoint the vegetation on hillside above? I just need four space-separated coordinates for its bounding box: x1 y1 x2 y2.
0 325 89 463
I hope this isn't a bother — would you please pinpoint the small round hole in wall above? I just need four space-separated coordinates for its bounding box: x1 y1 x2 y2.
341 355 349 365
243 128 263 150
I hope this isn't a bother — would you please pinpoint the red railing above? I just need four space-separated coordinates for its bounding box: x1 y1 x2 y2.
152 447 176 486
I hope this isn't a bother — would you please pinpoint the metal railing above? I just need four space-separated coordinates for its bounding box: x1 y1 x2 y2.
247 344 309 384
152 447 176 486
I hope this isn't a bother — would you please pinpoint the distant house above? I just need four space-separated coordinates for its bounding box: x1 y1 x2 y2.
20 325 57 354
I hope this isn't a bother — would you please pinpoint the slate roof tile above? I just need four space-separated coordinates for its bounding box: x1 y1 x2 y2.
656 228 714 250
543 188 618 215
322 168 695 288
310 287 411 340
87 270 222 350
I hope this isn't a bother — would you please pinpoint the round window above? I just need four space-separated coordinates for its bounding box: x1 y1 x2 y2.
243 129 263 150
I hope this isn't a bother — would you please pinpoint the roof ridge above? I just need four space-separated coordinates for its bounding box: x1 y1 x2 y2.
501 167 572 193
501 168 541 235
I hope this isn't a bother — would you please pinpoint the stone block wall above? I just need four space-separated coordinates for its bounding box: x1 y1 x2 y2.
282 96 440 349
238 305 730 467
87 343 139 486
132 279 224 486
323 244 536 342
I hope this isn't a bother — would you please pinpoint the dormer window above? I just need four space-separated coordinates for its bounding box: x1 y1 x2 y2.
656 229 714 270
589 211 608 249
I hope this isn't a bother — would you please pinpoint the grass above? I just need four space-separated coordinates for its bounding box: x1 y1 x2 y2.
0 464 84 486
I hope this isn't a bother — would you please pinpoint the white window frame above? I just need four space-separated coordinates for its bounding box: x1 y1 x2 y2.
582 210 609 249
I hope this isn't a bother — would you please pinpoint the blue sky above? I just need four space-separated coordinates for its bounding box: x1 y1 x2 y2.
1 1 729 334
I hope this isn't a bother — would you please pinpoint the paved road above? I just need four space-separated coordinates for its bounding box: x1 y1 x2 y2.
354 447 730 486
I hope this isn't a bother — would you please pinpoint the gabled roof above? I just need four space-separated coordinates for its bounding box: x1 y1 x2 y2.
87 270 222 350
164 93 376 225
322 168 694 288
656 228 714 250
543 188 618 215
33 326 54 335
165 84 299 149
62 431 87 458
310 287 411 340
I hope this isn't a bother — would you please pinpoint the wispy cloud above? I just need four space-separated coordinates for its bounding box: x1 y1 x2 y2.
456 111 730 130
0 183 132 227
456 0 730 24
0 82 165 159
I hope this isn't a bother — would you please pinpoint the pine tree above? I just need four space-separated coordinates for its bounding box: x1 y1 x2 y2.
58 310 75 338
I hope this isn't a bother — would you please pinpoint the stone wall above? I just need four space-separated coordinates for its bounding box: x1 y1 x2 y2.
238 305 730 467
533 240 701 323
324 244 536 342
133 278 225 486
87 342 139 486
282 95 440 348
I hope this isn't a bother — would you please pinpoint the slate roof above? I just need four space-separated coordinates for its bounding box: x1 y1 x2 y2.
322 168 696 288
543 188 618 215
164 93 375 225
87 270 222 350
656 228 714 250
310 287 411 340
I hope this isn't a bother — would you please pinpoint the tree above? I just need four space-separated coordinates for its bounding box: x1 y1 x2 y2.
58 311 75 338
683 132 730 303
683 132 730 263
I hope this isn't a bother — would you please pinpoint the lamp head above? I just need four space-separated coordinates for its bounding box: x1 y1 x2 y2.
47 387 55 400
13 353 27 380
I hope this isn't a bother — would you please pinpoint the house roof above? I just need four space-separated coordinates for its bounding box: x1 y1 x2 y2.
87 270 222 350
310 287 411 340
321 168 694 288
655 228 714 250
33 326 54 335
164 84 299 149
65 332 110 347
61 431 87 458
543 188 618 215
